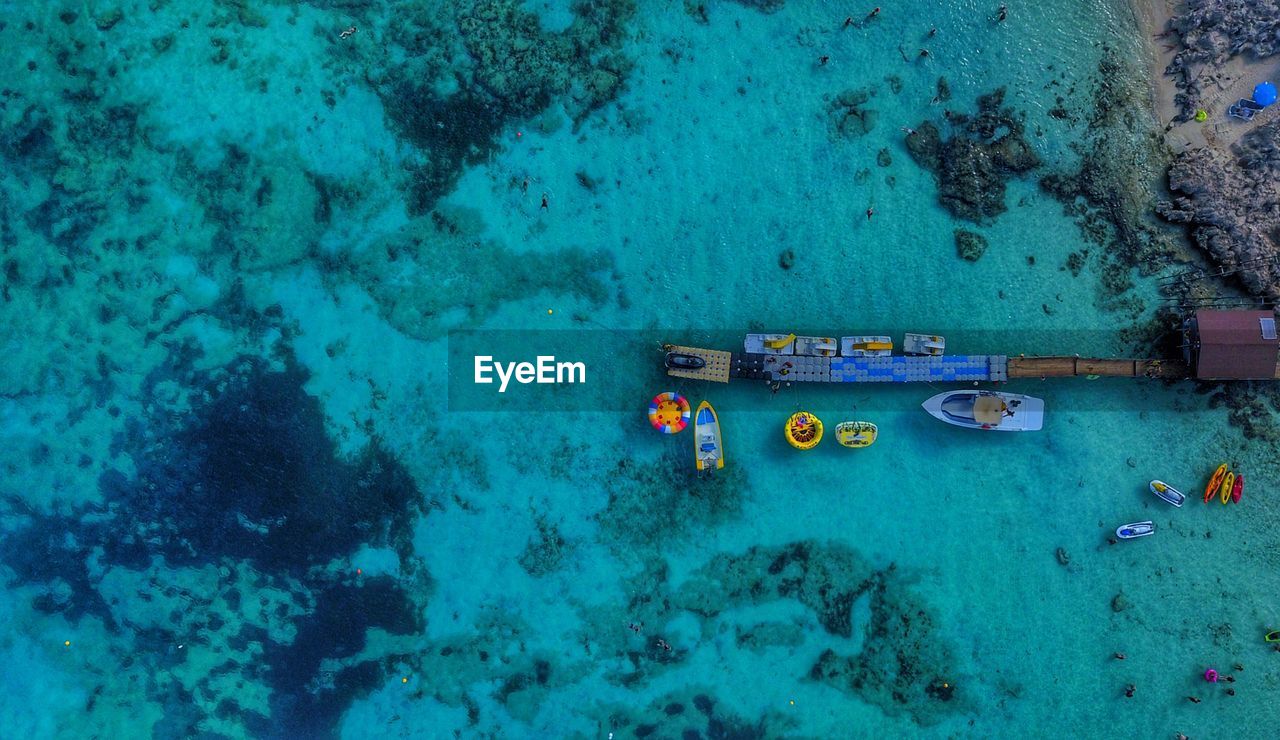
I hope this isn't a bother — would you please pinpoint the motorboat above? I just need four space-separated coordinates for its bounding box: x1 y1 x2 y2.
921 390 1044 432
1116 521 1155 539
694 401 724 471
1149 480 1185 508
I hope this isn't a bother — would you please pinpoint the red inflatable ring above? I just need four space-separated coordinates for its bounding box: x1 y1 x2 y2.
648 392 690 434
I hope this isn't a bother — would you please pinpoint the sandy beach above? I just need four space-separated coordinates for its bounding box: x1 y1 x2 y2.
1135 0 1280 150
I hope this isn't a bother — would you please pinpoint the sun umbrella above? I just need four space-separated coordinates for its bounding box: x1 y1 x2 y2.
1253 81 1278 107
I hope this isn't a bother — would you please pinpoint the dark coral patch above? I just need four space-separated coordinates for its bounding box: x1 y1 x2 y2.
905 88 1039 224
1 355 428 737
107 357 423 574
261 578 421 738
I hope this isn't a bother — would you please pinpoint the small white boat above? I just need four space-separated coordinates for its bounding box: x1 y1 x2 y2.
745 333 796 355
793 336 838 357
841 335 893 357
903 333 945 356
1149 480 1186 508
835 421 878 448
1116 521 1155 539
694 401 724 471
921 390 1044 432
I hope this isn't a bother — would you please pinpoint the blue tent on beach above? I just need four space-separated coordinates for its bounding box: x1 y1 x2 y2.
1254 81 1278 107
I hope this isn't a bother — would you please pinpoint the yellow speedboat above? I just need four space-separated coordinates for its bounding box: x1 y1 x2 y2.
835 421 877 448
694 401 724 471
785 412 823 450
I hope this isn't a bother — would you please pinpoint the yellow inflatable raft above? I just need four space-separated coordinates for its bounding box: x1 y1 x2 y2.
785 412 823 450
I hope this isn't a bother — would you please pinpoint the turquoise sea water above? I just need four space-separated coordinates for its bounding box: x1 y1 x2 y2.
2 0 1279 737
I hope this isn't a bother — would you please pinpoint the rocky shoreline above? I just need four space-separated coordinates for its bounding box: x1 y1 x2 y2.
1161 0 1280 123
1154 0 1280 299
1157 118 1280 299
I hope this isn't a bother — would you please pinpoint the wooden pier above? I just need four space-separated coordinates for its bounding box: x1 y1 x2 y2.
1006 356 1191 380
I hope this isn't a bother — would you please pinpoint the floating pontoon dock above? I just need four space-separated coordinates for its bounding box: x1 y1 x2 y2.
665 346 1195 384
666 311 1280 385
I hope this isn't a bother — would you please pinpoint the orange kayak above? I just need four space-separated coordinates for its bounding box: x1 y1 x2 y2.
1204 463 1228 503
1219 472 1235 505
1232 474 1244 504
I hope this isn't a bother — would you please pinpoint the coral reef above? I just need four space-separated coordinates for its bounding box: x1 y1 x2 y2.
364 0 637 213
597 446 746 549
518 516 568 577
1037 51 1180 316
830 88 879 139
598 690 771 739
671 542 963 726
329 204 617 336
1157 118 1280 299
0 356 429 737
1162 0 1280 121
954 229 988 262
905 89 1039 224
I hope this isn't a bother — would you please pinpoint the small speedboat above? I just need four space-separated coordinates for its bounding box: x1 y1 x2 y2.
1149 480 1185 508
835 421 878 448
1232 474 1244 504
664 352 706 370
694 401 724 471
1204 463 1227 503
921 390 1044 432
1116 521 1155 539
1219 471 1235 505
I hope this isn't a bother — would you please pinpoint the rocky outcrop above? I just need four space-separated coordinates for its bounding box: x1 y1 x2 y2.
1156 118 1280 298
830 88 879 138
1163 0 1280 120
905 88 1040 224
954 229 988 261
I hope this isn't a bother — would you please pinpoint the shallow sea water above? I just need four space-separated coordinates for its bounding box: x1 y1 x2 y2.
1 0 1279 738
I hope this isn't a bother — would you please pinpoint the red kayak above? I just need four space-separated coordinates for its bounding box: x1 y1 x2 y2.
1231 474 1244 503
